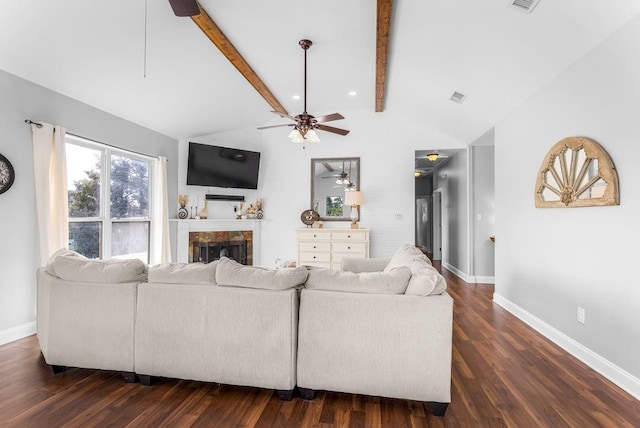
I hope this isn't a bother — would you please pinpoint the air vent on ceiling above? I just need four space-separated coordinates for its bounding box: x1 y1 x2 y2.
509 0 541 13
450 91 467 104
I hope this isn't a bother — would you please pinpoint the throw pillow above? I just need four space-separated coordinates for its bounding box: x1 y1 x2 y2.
52 256 148 283
383 244 432 273
148 261 218 285
304 266 411 294
215 257 308 290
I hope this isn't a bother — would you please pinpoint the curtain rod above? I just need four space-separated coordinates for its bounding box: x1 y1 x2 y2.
24 118 164 160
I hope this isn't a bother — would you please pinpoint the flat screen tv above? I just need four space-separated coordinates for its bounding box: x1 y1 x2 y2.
186 142 261 190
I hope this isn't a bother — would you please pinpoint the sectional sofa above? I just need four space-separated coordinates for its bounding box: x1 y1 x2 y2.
36 244 453 415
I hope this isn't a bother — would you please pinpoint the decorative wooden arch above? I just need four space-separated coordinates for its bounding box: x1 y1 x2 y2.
534 136 619 208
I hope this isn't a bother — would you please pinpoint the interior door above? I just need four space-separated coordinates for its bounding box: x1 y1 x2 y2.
432 190 442 260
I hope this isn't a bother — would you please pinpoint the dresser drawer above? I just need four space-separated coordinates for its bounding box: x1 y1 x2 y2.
331 231 367 241
299 242 331 252
299 252 331 263
332 242 367 253
298 231 331 241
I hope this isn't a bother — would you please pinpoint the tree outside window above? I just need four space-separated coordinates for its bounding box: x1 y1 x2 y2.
325 196 344 217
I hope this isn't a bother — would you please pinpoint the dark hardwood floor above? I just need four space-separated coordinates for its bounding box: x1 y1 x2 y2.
2 263 639 427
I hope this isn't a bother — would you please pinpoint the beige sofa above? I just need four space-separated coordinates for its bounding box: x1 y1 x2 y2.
36 252 147 382
134 257 305 399
296 245 453 416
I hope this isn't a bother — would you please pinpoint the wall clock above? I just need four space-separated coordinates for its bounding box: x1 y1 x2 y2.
300 209 319 226
0 153 15 195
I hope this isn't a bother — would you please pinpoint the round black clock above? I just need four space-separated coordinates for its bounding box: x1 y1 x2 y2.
300 209 319 226
0 153 15 195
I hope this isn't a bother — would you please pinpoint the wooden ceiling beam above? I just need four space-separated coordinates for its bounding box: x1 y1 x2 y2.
375 0 393 112
190 2 288 114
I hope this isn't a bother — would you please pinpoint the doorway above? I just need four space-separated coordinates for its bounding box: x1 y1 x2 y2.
432 189 443 261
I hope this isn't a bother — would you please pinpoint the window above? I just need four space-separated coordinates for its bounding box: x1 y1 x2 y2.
66 135 152 262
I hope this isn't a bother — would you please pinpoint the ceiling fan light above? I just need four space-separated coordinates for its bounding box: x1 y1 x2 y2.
288 129 305 143
415 171 421 177
306 129 320 143
426 153 439 161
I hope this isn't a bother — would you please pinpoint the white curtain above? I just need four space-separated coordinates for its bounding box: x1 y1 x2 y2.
31 123 68 267
151 156 171 264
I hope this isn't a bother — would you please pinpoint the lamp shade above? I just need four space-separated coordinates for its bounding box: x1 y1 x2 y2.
344 191 364 206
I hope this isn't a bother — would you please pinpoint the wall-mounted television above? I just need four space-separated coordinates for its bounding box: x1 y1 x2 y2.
186 142 261 190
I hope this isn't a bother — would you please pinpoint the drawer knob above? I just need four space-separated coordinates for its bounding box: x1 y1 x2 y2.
313 256 316 259
313 245 316 249
347 246 351 250
347 235 351 238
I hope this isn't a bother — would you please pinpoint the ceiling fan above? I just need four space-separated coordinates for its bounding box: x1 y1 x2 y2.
258 39 350 142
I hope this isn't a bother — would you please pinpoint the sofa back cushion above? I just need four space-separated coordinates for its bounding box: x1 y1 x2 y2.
148 261 217 285
383 244 432 272
405 260 447 296
305 266 411 294
51 255 147 283
45 248 86 276
215 257 308 290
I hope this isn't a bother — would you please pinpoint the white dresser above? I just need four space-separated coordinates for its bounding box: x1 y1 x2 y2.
296 228 370 270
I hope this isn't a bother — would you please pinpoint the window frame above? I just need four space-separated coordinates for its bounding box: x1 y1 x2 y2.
65 134 155 261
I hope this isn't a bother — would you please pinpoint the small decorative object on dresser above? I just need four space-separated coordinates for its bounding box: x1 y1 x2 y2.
300 209 320 227
0 153 15 195
177 194 189 219
296 228 370 270
256 198 264 219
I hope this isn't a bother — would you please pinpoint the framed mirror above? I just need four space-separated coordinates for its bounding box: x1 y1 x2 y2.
311 157 360 221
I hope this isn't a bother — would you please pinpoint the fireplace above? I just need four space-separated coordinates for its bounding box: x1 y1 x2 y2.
189 231 253 265
173 219 262 265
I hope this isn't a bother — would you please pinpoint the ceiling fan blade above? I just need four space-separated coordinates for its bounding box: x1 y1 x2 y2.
271 111 297 121
316 124 350 136
168 0 200 16
257 124 295 130
314 113 345 123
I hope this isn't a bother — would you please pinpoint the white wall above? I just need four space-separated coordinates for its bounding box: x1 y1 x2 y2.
0 69 178 344
495 13 640 395
178 110 465 267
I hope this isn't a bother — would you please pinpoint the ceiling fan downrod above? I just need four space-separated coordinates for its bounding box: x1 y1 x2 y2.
299 39 312 115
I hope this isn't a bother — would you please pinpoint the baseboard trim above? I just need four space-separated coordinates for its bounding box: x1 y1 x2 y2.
441 261 472 283
0 321 36 346
493 294 640 401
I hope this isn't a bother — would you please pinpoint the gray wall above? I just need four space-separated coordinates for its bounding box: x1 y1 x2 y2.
0 69 178 341
471 131 495 281
495 12 640 387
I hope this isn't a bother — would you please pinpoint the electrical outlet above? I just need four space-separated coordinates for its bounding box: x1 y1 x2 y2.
577 307 586 324
394 213 403 220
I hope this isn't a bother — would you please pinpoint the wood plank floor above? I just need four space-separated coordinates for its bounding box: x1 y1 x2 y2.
2 263 639 427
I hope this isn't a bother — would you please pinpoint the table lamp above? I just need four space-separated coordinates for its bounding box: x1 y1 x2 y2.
344 191 364 229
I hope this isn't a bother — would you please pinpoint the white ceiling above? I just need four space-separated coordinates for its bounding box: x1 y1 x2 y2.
2 0 640 144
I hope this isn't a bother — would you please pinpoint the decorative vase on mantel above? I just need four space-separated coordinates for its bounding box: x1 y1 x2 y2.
177 194 189 219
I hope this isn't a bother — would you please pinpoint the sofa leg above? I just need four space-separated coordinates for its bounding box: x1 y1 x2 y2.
51 365 68 375
138 375 153 386
121 372 136 383
276 389 294 401
428 402 449 417
298 388 316 400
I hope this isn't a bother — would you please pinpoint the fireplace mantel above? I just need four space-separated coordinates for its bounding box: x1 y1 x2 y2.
172 219 262 265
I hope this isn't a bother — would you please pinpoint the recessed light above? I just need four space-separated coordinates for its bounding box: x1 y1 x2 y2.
292 94 300 100
348 91 357 96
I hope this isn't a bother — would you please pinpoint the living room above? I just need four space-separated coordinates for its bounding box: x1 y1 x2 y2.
2 0 640 425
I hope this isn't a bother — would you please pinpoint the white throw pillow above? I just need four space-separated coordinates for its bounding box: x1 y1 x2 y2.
305 266 411 294
52 256 148 283
148 261 218 285
383 244 432 273
215 257 308 290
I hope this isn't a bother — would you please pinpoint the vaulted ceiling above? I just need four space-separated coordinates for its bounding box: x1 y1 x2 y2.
2 0 640 144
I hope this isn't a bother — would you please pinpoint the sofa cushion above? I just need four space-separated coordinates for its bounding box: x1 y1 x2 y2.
383 244 432 273
52 256 147 283
405 260 447 296
148 261 217 285
305 266 411 294
45 248 86 276
215 257 308 290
